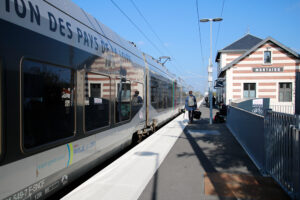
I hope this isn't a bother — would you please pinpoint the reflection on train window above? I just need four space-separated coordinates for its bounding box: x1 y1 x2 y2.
150 75 173 111
116 80 131 123
131 82 144 117
90 83 101 97
22 60 75 149
0 58 2 155
85 73 110 131
182 90 188 104
175 84 181 107
151 77 158 106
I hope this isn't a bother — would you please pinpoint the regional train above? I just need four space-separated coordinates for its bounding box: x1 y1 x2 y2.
0 0 188 199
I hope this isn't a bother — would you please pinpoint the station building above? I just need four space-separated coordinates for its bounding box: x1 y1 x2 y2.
215 34 300 113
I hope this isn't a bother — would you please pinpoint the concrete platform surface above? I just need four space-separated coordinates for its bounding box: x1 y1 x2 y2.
138 106 290 200
62 114 189 200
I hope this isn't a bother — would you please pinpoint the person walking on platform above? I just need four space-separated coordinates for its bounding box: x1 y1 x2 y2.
213 96 216 107
185 90 197 123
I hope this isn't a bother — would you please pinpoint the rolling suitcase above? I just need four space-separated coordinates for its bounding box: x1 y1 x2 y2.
194 110 201 119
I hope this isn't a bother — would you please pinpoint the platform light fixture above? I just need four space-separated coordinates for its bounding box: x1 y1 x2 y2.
200 17 223 125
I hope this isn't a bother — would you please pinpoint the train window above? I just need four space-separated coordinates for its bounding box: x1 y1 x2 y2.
160 81 168 109
150 75 159 109
84 72 110 131
175 83 180 107
22 60 75 149
150 75 173 111
115 80 131 123
131 82 144 117
166 81 173 108
0 58 2 156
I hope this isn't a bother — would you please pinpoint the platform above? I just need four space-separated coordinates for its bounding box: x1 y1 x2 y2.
63 106 289 200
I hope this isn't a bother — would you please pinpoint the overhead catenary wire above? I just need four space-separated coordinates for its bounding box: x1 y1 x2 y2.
129 0 165 52
129 0 186 76
195 0 205 67
214 0 226 59
110 0 165 56
110 0 203 89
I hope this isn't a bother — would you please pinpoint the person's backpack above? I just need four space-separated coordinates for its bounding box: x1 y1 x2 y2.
188 96 195 107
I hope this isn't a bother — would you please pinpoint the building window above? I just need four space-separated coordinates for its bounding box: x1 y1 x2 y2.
264 51 271 64
243 83 256 98
85 73 110 131
22 60 75 149
279 82 292 102
90 83 101 98
217 62 221 74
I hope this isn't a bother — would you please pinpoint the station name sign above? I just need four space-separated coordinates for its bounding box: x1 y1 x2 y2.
252 67 283 72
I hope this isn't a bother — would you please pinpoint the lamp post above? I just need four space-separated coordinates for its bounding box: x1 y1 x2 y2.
200 18 223 125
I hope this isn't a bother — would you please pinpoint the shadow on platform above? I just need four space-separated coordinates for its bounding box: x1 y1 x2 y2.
139 107 289 200
178 107 290 200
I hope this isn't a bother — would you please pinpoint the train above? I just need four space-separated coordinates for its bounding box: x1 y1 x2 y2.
0 0 188 199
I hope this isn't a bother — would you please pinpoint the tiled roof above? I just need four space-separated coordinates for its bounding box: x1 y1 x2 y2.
215 34 263 62
218 36 300 77
222 34 263 51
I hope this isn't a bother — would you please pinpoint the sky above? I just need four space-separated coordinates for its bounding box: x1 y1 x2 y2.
72 0 300 94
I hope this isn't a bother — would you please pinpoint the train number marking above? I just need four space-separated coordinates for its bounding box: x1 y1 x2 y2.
4 179 45 200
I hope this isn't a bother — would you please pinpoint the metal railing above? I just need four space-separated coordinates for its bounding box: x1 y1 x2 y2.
270 104 295 115
227 105 300 199
226 106 266 172
264 110 300 198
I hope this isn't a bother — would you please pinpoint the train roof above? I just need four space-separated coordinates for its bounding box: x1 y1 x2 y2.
44 0 141 58
44 0 177 80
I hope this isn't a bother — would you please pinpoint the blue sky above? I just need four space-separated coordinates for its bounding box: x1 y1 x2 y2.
72 0 300 94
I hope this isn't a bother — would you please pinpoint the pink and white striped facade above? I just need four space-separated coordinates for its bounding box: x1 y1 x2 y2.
217 37 300 112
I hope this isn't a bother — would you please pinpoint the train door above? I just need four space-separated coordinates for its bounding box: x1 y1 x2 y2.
145 67 150 127
115 78 131 123
83 72 111 132
142 53 150 127
131 81 144 118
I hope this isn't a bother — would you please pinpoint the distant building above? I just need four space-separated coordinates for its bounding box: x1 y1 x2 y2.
215 34 300 113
